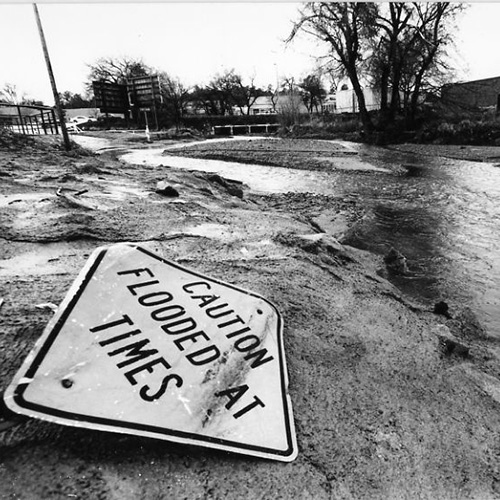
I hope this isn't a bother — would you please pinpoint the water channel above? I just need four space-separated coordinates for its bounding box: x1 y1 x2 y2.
120 139 500 337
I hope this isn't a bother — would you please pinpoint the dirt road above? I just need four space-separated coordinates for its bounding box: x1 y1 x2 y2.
1 132 500 499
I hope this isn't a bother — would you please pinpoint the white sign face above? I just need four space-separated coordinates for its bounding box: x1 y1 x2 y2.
5 244 297 462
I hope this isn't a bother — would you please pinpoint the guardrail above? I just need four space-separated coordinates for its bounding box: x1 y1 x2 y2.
0 103 59 135
213 123 279 136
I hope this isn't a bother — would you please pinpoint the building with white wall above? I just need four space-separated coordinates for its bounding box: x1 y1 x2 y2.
335 78 381 114
322 94 336 114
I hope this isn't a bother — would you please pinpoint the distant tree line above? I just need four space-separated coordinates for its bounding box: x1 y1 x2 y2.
2 56 328 128
79 55 331 127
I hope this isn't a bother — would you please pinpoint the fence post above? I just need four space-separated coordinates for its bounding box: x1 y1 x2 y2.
51 108 59 135
16 105 26 134
41 111 47 134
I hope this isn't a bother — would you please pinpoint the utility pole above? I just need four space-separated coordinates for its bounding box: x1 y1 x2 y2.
33 3 71 151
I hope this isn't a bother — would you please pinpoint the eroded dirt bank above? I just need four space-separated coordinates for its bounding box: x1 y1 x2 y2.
1 133 500 500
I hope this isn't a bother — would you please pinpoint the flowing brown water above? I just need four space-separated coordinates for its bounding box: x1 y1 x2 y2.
121 141 500 337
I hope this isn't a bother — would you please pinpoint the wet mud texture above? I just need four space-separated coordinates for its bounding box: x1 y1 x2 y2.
2 134 500 499
161 138 362 172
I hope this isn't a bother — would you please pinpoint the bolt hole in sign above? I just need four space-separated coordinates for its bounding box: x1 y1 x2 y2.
5 244 298 462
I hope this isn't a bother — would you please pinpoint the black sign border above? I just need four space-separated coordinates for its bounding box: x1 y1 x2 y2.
11 244 296 459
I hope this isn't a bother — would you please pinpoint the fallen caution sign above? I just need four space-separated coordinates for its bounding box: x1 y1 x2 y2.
4 244 297 462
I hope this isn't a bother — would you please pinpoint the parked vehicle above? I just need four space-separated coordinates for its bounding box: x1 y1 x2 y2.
69 116 96 126
65 115 97 133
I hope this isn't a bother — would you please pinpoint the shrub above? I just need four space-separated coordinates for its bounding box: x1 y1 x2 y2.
276 94 305 130
418 114 500 145
277 112 363 139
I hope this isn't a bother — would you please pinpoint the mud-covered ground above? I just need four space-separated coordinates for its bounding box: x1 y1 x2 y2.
162 134 500 168
162 138 362 172
2 132 500 499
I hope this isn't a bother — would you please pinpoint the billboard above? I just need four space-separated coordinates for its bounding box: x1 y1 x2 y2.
127 75 162 107
92 81 129 114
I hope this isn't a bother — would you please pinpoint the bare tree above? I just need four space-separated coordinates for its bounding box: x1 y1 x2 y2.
194 70 263 116
370 2 464 125
266 84 279 113
86 56 151 88
290 2 464 132
208 69 242 115
207 70 238 115
289 2 378 132
369 3 413 119
189 85 221 115
232 75 263 115
0 83 26 104
59 91 93 108
404 3 464 125
277 76 304 128
159 73 190 128
299 74 326 113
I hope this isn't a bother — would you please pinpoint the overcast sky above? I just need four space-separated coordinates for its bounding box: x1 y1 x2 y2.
0 2 498 105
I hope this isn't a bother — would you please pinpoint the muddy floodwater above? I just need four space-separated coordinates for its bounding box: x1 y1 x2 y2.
121 140 500 336
345 145 500 337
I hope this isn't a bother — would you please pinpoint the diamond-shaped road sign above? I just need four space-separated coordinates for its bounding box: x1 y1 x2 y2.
4 244 298 462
